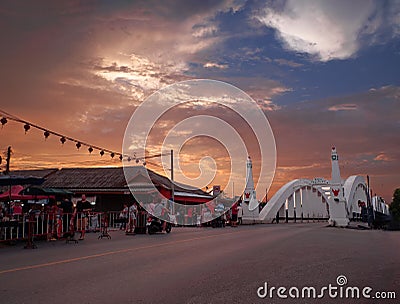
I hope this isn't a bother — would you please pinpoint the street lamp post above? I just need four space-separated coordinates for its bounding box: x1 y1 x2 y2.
170 149 174 215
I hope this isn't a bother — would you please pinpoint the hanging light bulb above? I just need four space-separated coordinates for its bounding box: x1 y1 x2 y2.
43 131 50 140
0 117 7 126
110 153 115 158
100 150 105 157
60 137 66 145
128 157 132 162
119 155 123 161
24 123 30 133
136 158 140 164
88 147 93 153
76 142 81 150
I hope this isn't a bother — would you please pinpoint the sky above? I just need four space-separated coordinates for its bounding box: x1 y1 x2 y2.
0 0 399 202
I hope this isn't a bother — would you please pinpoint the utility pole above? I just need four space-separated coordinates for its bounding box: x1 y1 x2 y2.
5 146 11 175
170 149 174 214
265 188 268 203
366 175 370 207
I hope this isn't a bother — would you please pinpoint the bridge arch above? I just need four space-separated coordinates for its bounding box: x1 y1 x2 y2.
259 175 368 223
343 175 367 217
259 179 329 223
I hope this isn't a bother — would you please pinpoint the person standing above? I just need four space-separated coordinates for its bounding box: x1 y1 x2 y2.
61 198 73 214
237 203 243 225
12 202 22 217
60 198 73 234
154 199 169 231
119 203 128 230
46 201 58 241
126 202 137 234
231 202 238 227
75 194 92 240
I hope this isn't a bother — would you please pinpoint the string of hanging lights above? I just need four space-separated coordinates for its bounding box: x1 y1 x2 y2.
0 109 166 165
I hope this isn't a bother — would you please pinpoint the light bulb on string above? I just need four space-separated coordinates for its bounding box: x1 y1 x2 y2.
1 117 7 127
24 124 30 134
0 109 165 167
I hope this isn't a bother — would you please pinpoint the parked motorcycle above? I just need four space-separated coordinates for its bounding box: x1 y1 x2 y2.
211 204 226 228
211 212 226 228
146 215 172 234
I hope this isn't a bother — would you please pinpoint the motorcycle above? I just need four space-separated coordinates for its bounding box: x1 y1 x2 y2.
211 212 226 228
211 204 226 228
146 215 172 234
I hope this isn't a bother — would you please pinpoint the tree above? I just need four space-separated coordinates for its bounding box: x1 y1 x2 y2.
389 188 400 222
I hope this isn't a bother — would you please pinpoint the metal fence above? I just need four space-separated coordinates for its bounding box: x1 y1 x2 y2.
0 211 146 243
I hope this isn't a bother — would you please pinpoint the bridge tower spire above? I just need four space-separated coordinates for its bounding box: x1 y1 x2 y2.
242 155 259 222
245 156 255 196
328 147 349 227
331 146 341 184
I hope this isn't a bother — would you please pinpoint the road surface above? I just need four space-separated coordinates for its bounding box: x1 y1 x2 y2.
0 223 399 303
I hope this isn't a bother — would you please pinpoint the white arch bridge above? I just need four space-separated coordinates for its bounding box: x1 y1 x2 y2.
259 175 368 223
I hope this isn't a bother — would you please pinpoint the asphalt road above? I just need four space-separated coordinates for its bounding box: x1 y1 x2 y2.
0 223 399 304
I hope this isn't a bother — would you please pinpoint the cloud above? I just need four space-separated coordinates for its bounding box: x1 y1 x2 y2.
256 99 282 112
203 62 229 69
256 0 400 61
328 104 358 111
93 54 191 101
374 153 394 162
192 23 219 38
273 58 303 67
233 78 290 111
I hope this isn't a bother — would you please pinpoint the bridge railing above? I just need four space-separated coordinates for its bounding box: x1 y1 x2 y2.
278 212 329 223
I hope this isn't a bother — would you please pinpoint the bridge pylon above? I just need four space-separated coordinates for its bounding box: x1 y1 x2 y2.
327 147 349 227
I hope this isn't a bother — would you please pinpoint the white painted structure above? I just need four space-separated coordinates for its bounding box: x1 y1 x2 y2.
259 147 368 226
242 156 260 223
259 178 330 223
327 147 349 226
343 175 368 218
372 196 390 216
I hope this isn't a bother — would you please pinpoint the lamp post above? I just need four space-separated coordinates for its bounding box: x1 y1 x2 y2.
170 149 174 215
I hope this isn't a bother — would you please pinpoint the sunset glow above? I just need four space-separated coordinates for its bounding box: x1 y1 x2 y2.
0 1 399 202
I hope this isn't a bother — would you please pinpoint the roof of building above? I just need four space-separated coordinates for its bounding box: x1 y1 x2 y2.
9 166 208 196
41 167 127 189
9 169 58 179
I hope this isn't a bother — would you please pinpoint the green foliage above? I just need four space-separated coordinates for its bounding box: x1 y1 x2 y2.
389 188 400 221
